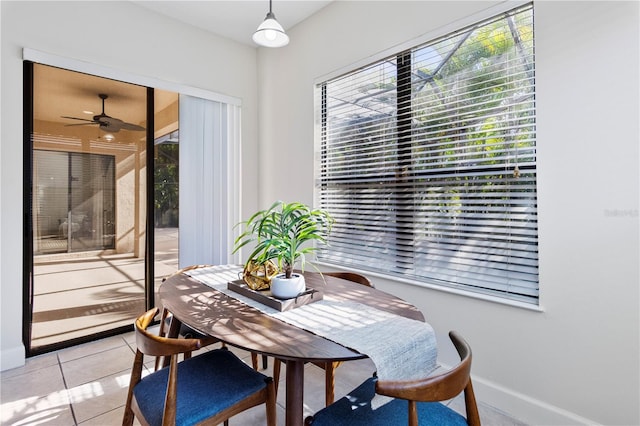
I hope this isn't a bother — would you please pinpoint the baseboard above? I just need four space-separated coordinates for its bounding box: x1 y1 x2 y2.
472 374 600 425
1 344 26 372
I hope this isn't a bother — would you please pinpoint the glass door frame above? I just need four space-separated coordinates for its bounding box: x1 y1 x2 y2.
22 61 156 356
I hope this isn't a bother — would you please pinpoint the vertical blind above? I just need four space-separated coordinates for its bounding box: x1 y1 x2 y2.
179 95 242 267
316 4 538 304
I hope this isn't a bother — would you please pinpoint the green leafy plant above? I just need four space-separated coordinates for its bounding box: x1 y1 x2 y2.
233 201 334 279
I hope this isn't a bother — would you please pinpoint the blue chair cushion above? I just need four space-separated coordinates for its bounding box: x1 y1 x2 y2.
310 377 468 426
133 348 268 426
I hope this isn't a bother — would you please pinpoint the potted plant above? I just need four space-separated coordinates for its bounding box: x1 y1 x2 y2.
233 201 334 299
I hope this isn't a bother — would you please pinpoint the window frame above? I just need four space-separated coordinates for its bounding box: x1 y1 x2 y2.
314 2 539 307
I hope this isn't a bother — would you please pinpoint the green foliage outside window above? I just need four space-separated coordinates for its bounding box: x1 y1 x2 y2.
154 143 179 227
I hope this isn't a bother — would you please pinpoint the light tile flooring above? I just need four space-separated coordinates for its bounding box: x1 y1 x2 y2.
1 328 526 425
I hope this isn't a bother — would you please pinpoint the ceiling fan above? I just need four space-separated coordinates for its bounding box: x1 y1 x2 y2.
62 93 145 133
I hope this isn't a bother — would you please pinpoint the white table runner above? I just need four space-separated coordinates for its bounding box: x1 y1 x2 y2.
185 265 437 382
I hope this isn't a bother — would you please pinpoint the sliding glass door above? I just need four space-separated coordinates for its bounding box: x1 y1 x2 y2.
27 63 150 353
24 58 240 355
33 151 115 254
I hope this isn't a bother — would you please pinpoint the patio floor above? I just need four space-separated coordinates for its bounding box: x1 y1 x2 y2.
31 228 179 349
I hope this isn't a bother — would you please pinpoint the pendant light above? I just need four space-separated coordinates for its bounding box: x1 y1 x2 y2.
253 0 289 48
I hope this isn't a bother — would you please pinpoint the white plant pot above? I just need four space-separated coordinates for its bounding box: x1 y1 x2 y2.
270 273 306 299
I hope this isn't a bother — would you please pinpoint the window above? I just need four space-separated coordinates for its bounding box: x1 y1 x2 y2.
316 4 538 304
33 149 115 254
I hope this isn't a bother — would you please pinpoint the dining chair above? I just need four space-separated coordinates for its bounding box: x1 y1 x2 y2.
123 307 277 426
272 271 374 406
158 264 269 371
303 331 480 426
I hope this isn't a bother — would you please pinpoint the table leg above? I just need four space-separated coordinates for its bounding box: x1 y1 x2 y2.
285 359 305 426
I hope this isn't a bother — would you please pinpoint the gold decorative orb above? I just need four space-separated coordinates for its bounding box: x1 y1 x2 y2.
243 260 279 290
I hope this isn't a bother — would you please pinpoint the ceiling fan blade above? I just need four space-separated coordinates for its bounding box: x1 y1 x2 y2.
119 122 146 131
64 122 98 127
61 116 96 123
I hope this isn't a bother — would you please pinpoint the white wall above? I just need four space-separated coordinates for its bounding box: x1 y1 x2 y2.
256 1 639 425
0 1 260 369
2 1 638 424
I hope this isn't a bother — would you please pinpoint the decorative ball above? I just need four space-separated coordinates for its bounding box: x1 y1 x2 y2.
243 260 279 290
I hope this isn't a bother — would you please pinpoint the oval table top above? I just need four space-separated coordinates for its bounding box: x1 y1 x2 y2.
159 266 425 363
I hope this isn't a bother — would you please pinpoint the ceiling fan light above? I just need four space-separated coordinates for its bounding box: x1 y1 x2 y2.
253 5 289 48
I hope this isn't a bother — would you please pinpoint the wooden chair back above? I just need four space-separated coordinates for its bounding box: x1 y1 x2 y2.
134 307 204 358
375 331 480 426
323 271 373 287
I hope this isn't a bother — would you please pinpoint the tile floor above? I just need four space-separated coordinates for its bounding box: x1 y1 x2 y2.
1 327 526 425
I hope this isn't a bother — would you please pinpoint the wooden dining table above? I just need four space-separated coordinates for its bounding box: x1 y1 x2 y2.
159 265 428 426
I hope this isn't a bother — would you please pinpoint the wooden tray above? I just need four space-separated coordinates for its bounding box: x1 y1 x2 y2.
227 279 323 312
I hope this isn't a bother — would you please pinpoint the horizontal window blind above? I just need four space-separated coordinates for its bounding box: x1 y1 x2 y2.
316 4 538 304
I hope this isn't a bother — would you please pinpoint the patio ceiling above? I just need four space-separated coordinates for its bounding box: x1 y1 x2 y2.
33 65 177 143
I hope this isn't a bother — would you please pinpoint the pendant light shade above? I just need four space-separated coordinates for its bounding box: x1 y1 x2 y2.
253 0 289 48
